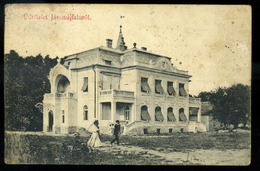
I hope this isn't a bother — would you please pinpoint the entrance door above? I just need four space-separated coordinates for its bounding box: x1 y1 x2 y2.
124 106 130 121
48 111 54 132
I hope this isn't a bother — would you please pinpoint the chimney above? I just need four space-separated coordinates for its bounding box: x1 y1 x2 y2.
106 39 113 48
141 47 147 51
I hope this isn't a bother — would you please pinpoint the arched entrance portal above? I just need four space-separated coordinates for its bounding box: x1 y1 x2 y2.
48 111 54 132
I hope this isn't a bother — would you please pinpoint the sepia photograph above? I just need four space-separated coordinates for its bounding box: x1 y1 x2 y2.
4 4 251 165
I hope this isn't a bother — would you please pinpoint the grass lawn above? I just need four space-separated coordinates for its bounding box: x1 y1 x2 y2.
4 131 250 164
101 131 250 152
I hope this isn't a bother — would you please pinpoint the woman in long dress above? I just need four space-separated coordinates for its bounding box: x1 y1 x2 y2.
87 120 102 152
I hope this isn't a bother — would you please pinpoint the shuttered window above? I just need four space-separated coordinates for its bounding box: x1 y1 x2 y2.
141 106 151 121
81 77 88 92
155 107 164 121
155 80 164 94
141 77 151 93
179 83 187 96
179 108 187 122
167 81 176 95
167 107 176 121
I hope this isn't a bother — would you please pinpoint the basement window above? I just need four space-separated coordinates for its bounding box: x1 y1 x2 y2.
169 129 173 133
141 77 151 93
179 83 187 97
155 80 164 94
157 129 161 135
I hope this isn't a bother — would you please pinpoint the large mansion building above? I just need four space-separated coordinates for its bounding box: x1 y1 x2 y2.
42 26 206 135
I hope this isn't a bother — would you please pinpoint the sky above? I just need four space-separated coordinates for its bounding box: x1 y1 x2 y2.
5 4 251 95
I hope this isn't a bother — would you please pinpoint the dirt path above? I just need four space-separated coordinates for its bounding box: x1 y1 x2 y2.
97 141 250 165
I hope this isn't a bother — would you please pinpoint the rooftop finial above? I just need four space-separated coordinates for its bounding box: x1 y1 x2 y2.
116 24 127 51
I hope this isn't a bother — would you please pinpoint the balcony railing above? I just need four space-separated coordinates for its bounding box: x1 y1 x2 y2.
44 92 75 100
100 89 134 98
189 97 201 104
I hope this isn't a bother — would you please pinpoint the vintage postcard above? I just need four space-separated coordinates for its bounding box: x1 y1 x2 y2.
4 4 251 165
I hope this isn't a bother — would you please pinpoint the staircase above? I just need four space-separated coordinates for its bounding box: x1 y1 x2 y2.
123 121 145 135
188 121 207 133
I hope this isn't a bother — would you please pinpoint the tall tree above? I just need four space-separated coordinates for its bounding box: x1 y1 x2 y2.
198 84 250 129
4 50 57 131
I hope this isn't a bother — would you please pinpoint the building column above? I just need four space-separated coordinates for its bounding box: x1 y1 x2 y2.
98 103 102 121
163 106 167 123
175 81 179 97
174 107 179 123
149 103 155 122
111 101 116 122
198 107 201 122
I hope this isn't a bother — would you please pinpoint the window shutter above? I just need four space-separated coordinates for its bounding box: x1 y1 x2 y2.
155 109 164 121
81 77 88 92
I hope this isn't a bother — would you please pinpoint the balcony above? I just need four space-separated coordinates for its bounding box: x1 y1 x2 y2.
189 97 201 104
99 89 135 102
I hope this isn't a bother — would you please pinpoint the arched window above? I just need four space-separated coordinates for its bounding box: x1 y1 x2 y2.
155 107 164 121
125 106 130 120
83 105 88 120
179 108 187 122
141 105 151 121
167 107 176 121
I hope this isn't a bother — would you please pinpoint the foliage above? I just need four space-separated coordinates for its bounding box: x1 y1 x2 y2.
4 50 58 131
198 84 250 128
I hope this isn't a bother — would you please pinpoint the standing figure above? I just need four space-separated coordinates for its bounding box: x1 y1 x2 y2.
87 120 102 152
111 120 121 145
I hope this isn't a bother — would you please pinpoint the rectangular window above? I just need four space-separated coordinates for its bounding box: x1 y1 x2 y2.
81 77 88 92
179 83 187 97
167 81 176 95
141 77 151 93
155 80 164 94
62 110 65 123
144 128 148 134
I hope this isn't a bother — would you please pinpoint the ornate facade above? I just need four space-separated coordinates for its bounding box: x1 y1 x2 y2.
42 26 206 135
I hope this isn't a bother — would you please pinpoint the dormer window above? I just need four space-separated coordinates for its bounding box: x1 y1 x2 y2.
104 60 112 65
162 62 166 68
155 80 164 94
141 77 151 93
